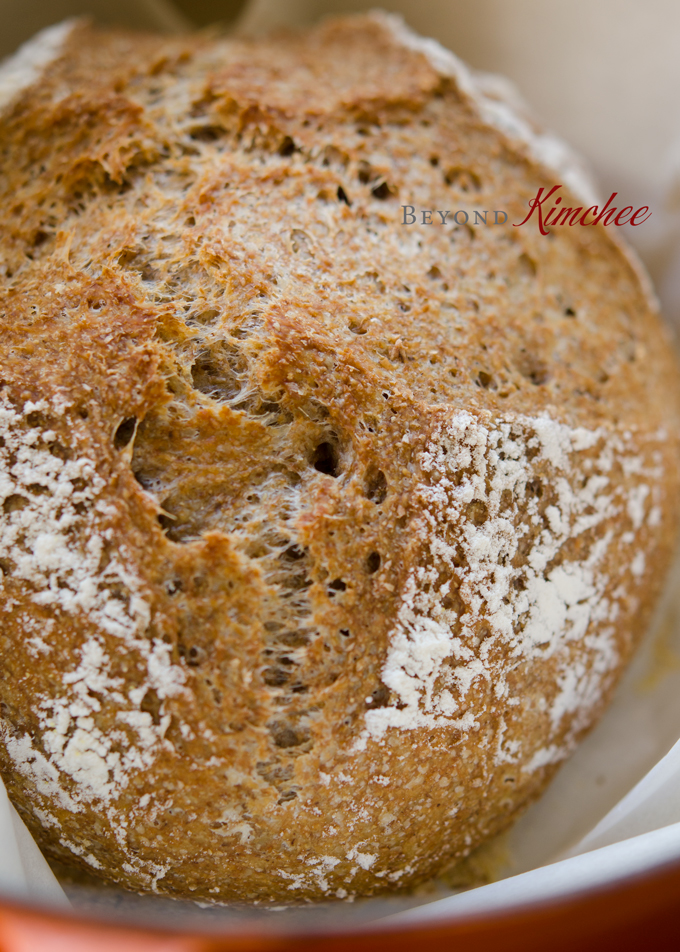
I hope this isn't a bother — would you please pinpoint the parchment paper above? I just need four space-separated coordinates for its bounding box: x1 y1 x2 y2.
2 0 680 922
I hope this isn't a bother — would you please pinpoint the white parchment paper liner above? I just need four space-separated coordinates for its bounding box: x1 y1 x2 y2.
2 0 680 923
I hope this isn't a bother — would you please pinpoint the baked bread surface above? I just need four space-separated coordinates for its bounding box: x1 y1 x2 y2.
0 13 679 902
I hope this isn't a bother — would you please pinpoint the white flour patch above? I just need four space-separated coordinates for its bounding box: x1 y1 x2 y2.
346 845 378 870
59 835 103 869
524 744 566 773
0 393 187 879
355 410 660 765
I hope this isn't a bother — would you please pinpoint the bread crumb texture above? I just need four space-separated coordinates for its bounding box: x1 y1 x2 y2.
0 13 679 903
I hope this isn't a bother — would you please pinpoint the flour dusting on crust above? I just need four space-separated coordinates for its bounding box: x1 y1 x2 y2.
0 395 185 828
358 410 663 768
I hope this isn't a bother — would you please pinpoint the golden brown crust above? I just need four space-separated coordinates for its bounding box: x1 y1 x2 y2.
0 14 679 903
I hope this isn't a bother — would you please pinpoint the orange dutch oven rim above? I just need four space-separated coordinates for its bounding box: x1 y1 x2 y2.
1 848 680 948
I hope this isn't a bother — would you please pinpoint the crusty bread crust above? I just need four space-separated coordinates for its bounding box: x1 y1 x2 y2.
0 13 679 903
0 20 77 114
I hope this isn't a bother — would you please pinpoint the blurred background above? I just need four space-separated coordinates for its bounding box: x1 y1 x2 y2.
3 0 680 315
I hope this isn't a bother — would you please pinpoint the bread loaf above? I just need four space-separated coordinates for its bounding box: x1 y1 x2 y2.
0 13 678 903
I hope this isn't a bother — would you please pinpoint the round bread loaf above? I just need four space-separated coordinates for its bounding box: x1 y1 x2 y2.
0 13 679 903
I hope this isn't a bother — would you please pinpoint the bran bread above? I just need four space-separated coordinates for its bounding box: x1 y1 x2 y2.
0 13 679 903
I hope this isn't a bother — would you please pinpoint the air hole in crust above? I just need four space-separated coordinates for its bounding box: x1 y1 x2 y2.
518 253 537 277
278 789 298 803
281 544 306 562
364 467 387 504
269 722 309 748
358 161 373 184
371 181 396 200
26 410 48 428
140 688 162 725
188 124 224 142
186 645 206 667
279 629 311 647
158 510 180 531
278 135 296 156
3 494 29 514
366 551 381 574
263 667 291 687
444 167 482 191
466 500 489 526
191 342 247 401
365 685 390 708
526 478 543 498
114 417 137 450
312 440 340 477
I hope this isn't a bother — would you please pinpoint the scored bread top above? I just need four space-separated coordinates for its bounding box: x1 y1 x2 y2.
0 13 678 902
